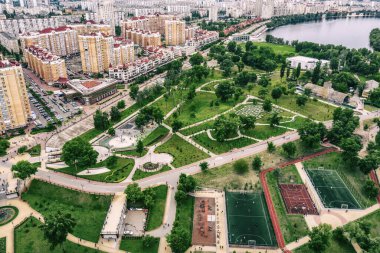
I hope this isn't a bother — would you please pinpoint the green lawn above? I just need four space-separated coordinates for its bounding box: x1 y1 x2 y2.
26 144 41 157
303 152 376 208
14 217 101 253
241 125 289 140
77 128 104 143
146 185 168 231
171 195 194 252
165 92 243 127
22 180 111 243
254 42 296 55
355 209 380 237
294 233 355 253
132 165 171 181
0 237 5 253
280 117 311 129
119 237 159 253
155 134 209 168
142 126 170 146
278 165 303 184
115 148 148 157
179 120 215 136
364 104 379 112
192 132 256 154
53 156 134 183
150 90 181 116
267 168 309 243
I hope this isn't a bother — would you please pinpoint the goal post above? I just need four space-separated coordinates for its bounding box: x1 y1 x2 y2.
341 204 349 209
248 240 256 247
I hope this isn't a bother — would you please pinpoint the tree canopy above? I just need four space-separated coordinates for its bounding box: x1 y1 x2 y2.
61 138 98 169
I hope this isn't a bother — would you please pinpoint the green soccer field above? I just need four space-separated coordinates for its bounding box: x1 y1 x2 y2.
305 169 361 209
225 191 277 247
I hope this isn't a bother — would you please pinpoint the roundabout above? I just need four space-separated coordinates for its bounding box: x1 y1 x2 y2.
0 206 18 226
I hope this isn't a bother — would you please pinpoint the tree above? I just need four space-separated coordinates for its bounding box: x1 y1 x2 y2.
11 160 37 183
330 57 339 72
304 88 312 97
311 61 321 84
167 227 191 253
175 190 187 204
263 99 272 112
308 224 332 252
295 63 301 79
271 87 282 101
363 180 379 199
245 41 255 52
236 61 245 72
298 122 327 148
239 115 255 130
142 235 156 249
178 174 196 192
213 116 239 142
234 71 257 87
129 84 139 100
108 127 115 136
340 137 362 164
215 81 235 102
199 162 209 172
268 112 282 127
296 95 308 107
267 142 276 153
282 142 297 158
40 211 76 250
17 145 27 154
258 88 268 99
187 85 196 100
359 155 378 174
117 100 126 109
280 63 286 80
0 139 10 156
328 108 359 144
125 183 142 204
61 138 98 170
258 75 270 87
110 106 121 122
189 53 204 66
233 159 248 174
136 140 144 155
172 120 183 132
227 41 237 53
93 110 110 130
252 156 262 171
220 58 234 77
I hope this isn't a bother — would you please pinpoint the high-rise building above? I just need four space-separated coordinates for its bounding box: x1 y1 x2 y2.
209 6 218 21
121 14 175 37
78 33 135 74
165 20 185 46
24 45 68 84
0 60 31 132
19 26 78 56
67 21 113 36
124 29 161 47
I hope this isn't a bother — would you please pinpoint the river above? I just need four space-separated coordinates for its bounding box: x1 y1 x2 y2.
267 17 380 49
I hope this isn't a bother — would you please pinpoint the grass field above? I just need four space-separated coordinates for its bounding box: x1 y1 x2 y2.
171 195 194 252
241 125 289 140
142 126 170 146
146 185 168 231
165 92 243 127
132 165 171 181
150 90 181 116
280 117 311 129
226 191 277 247
22 180 111 242
26 144 41 157
119 237 159 253
254 42 296 55
303 152 376 208
115 148 148 157
305 169 361 209
179 120 215 136
267 167 309 243
14 217 100 253
155 134 209 168
54 156 134 183
294 232 355 253
0 237 5 253
355 209 380 237
192 132 256 154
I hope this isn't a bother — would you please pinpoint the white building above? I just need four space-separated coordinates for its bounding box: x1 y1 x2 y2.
287 56 330 70
0 32 19 53
209 5 218 21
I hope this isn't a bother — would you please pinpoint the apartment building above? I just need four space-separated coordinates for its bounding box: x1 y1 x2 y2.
109 47 174 82
20 26 79 56
0 60 31 132
78 32 135 74
185 30 219 48
165 20 186 46
124 29 161 47
0 32 19 53
24 45 68 83
121 14 174 36
68 21 112 36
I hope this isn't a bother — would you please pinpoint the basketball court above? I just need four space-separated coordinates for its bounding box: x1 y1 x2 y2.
305 169 361 209
279 184 319 215
225 191 277 247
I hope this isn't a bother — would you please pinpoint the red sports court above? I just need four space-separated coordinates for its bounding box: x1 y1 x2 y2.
279 184 318 215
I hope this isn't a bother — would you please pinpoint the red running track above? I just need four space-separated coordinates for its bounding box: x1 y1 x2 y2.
369 170 380 203
259 147 338 252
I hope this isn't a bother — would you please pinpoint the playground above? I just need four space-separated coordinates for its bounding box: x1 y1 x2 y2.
305 169 361 209
279 184 319 215
225 191 277 247
191 197 216 246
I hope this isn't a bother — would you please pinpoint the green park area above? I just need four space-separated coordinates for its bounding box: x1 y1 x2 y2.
132 165 171 181
294 233 355 253
53 156 134 183
0 237 5 253
254 42 296 55
241 125 289 140
303 152 376 208
14 217 100 253
266 165 309 243
26 144 41 157
119 237 159 253
142 126 170 146
155 134 209 168
146 185 168 231
179 120 215 136
22 180 111 243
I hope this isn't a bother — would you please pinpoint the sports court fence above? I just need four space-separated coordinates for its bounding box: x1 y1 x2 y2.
302 179 323 213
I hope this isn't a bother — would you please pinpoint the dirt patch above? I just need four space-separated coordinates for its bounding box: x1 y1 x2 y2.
192 197 216 246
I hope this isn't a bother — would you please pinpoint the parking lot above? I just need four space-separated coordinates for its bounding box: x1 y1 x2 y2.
24 69 82 128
